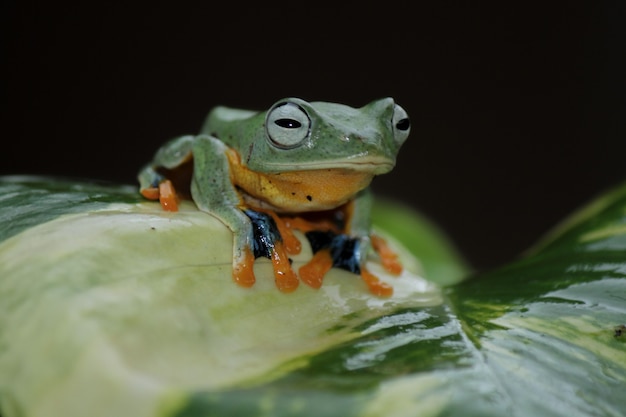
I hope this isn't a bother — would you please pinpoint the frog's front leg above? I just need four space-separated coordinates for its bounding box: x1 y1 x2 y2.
348 189 403 276
345 189 404 296
242 209 299 292
190 136 299 292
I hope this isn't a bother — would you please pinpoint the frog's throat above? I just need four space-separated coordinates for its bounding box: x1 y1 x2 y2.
226 149 375 213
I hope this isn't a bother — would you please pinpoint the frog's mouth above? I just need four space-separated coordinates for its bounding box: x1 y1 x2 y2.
260 155 396 175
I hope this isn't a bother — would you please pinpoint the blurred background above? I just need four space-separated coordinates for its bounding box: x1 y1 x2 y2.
3 2 625 272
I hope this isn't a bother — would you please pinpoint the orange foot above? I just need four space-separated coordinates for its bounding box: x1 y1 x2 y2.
281 215 403 296
140 179 179 212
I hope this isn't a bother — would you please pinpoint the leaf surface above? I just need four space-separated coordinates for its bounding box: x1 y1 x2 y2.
1 177 624 417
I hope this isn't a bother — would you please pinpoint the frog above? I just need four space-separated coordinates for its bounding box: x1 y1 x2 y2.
138 97 411 296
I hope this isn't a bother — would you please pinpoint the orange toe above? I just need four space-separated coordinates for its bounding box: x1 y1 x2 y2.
141 187 160 200
158 179 179 212
233 247 256 288
361 266 394 297
271 241 299 293
371 234 403 275
299 249 333 289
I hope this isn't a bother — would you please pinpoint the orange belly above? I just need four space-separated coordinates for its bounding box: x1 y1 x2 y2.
226 149 374 212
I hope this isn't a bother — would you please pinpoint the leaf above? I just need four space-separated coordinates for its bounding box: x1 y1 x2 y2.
0 176 625 417
0 175 141 243
444 183 626 416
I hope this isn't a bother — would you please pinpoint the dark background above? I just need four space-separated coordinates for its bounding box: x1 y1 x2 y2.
3 2 625 272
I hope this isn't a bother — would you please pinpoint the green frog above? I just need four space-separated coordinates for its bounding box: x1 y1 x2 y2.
138 98 410 296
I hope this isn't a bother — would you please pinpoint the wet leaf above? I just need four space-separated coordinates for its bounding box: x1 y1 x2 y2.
0 176 624 417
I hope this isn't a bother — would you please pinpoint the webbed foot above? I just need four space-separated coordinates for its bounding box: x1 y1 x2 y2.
242 209 299 293
300 230 400 297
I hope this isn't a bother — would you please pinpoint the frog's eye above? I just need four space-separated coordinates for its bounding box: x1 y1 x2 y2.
266 102 311 149
392 104 411 145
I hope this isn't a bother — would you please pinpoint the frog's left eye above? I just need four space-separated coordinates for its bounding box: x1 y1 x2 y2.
266 102 311 149
392 104 411 145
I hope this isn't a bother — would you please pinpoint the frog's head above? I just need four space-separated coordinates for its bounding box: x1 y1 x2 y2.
203 97 410 175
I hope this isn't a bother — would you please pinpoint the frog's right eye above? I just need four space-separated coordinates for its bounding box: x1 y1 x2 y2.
391 104 411 146
266 102 311 149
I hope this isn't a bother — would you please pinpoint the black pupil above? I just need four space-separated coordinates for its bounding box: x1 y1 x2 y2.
396 118 410 131
275 118 301 129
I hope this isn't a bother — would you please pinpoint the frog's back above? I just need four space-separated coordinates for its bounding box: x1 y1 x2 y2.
201 106 258 135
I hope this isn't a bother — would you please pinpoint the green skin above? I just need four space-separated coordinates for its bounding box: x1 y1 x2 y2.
138 97 410 275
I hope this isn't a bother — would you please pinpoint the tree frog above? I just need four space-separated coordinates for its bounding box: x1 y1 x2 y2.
138 98 410 296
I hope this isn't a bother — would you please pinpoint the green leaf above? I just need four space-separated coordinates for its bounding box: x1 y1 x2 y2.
0 176 625 417
0 175 141 243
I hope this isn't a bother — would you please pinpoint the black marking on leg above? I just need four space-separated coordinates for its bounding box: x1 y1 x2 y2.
243 209 282 259
305 230 361 274
329 234 361 274
305 230 336 253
